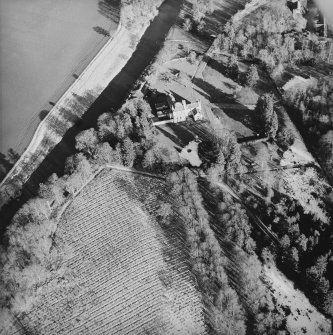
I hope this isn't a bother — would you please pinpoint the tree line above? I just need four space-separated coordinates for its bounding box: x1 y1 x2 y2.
181 0 214 34
164 168 288 334
240 176 333 318
212 0 331 73
120 0 164 32
0 96 178 327
284 77 333 183
166 168 246 334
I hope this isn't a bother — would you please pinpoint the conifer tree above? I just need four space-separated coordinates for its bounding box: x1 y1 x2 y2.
121 137 136 167
245 64 259 87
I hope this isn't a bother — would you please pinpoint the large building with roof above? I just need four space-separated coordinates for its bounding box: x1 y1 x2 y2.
151 91 203 124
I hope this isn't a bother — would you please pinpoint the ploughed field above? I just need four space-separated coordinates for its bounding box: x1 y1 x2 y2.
0 0 119 154
17 170 206 334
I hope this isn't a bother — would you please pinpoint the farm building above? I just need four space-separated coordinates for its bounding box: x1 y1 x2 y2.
154 93 172 119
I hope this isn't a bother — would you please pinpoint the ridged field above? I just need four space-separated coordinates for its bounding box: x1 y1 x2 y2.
19 170 206 334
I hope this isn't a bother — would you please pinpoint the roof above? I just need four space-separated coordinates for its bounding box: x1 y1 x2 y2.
187 102 200 110
174 102 184 112
155 101 169 110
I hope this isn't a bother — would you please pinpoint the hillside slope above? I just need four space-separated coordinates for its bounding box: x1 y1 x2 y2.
12 169 206 334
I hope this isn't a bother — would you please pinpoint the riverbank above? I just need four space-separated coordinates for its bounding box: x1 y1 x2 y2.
0 22 126 204
0 0 182 233
0 0 119 155
0 8 163 207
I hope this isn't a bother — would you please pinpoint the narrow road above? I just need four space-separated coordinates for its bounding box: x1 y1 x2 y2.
0 0 182 239
236 162 316 175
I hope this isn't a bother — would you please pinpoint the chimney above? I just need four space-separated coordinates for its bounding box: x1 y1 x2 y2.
182 100 187 110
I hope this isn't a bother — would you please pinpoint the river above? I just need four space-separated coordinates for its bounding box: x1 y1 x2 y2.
0 0 119 155
0 0 182 239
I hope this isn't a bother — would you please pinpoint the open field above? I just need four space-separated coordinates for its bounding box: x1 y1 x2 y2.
12 169 206 334
0 0 119 155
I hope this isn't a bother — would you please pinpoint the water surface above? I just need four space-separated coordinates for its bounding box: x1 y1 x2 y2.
0 0 118 154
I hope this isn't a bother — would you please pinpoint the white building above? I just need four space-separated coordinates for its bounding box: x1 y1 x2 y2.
167 93 203 123
172 100 203 122
152 91 203 125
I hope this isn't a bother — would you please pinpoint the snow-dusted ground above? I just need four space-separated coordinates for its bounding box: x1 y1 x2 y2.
281 166 329 224
180 141 202 167
282 76 318 92
280 139 329 224
232 0 270 27
281 143 316 166
264 265 332 335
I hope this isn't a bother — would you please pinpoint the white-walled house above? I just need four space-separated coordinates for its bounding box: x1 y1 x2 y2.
172 99 203 123
152 91 203 124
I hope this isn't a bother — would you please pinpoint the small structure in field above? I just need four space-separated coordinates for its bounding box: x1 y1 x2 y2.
154 93 171 119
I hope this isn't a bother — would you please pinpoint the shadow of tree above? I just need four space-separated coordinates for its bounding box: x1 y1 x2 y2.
192 77 261 133
173 1 213 51
167 123 196 145
208 57 228 75
204 0 247 36
93 26 110 37
207 57 241 84
98 0 121 22
212 105 261 134
156 126 185 147
192 77 235 103
169 89 190 104
193 88 211 101
46 92 97 137
39 110 49 121
0 153 13 174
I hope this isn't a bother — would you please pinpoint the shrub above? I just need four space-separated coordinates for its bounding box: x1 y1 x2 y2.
183 18 193 32
276 127 295 151
245 65 259 87
187 50 197 64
